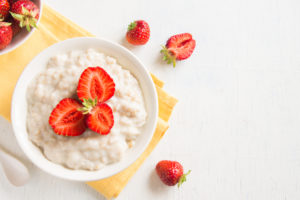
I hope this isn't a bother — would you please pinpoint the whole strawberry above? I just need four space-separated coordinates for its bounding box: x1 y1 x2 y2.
126 20 150 45
156 160 191 187
0 19 12 50
161 33 196 67
8 0 16 4
0 0 10 19
7 15 21 36
10 0 39 32
10 18 21 36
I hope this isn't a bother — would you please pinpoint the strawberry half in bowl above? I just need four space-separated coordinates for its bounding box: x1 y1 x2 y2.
0 0 42 55
11 37 158 181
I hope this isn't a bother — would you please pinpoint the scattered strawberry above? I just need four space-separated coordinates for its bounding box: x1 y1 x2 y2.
156 160 191 187
161 33 196 67
126 20 150 45
49 98 87 136
0 18 12 50
77 67 115 103
10 0 39 32
0 0 9 19
79 99 114 135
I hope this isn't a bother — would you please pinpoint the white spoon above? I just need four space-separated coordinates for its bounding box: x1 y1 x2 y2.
0 148 30 186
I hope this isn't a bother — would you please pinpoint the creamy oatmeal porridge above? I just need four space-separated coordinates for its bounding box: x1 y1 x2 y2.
26 49 147 170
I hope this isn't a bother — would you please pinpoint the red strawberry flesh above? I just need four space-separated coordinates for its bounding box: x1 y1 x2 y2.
166 33 196 60
49 98 86 136
86 103 114 135
161 33 196 67
77 67 115 103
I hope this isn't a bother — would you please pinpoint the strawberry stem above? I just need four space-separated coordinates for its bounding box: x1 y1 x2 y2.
78 98 98 114
10 6 38 32
160 45 177 67
128 21 137 31
10 12 24 21
0 22 11 27
177 170 191 188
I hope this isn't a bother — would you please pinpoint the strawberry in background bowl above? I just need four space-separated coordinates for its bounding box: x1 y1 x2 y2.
0 0 42 55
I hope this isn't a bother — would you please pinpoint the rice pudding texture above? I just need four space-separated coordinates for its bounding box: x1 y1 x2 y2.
26 49 147 170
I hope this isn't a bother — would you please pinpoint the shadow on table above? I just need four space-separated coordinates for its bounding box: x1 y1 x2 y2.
119 37 136 51
148 169 170 193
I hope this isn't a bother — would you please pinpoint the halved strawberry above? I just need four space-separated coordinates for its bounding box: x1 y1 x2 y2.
77 67 115 103
84 101 114 135
161 33 196 67
49 98 86 136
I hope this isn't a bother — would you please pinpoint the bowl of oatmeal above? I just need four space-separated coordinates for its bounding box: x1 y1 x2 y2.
11 37 158 181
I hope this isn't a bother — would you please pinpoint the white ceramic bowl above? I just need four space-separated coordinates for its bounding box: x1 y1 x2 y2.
11 37 158 181
0 0 43 55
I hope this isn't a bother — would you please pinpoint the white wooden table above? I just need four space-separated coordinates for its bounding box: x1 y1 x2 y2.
1 0 300 199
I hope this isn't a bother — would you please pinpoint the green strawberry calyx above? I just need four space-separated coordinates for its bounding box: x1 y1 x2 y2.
10 6 38 32
161 45 177 67
177 170 191 188
78 98 98 114
128 21 137 31
0 22 11 27
0 18 11 27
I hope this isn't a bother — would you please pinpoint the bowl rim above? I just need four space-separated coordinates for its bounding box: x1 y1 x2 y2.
0 0 43 55
11 37 158 181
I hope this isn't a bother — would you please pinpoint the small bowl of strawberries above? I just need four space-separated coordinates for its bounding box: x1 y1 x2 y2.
0 0 42 55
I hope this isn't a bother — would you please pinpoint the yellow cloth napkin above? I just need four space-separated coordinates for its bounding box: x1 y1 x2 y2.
0 5 178 199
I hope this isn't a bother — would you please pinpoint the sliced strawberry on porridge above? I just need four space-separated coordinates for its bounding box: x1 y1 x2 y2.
78 99 114 135
49 98 86 136
77 67 115 103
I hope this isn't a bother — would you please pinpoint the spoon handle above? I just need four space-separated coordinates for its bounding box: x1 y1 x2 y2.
0 149 30 186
